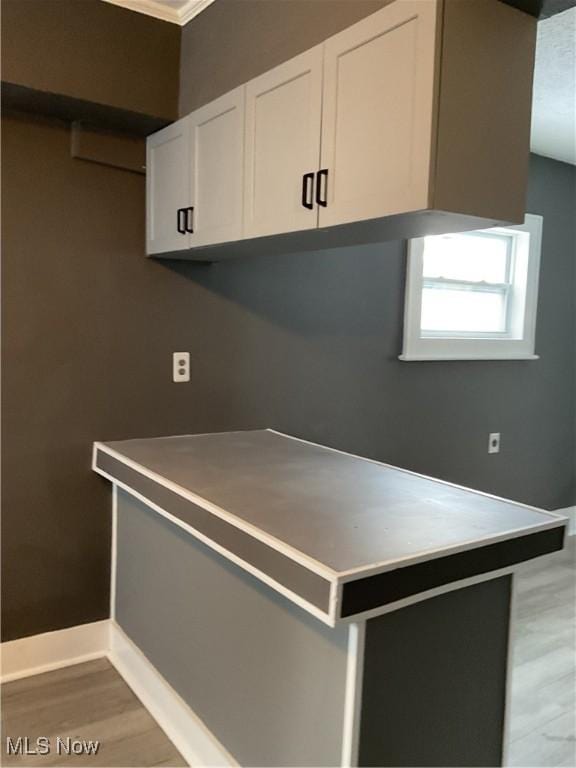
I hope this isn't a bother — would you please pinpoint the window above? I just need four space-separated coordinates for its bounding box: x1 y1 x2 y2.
400 214 543 361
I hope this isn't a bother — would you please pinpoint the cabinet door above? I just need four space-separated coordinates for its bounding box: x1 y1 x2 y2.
244 46 323 239
188 87 245 248
146 118 191 255
319 0 439 229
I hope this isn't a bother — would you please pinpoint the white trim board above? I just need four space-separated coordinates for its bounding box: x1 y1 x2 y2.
93 442 337 580
0 620 109 683
109 622 236 767
341 623 365 768
1 619 234 768
102 0 216 26
110 485 119 620
501 574 517 767
557 506 576 536
400 214 543 362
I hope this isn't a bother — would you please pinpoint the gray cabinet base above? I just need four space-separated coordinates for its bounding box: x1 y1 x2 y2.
359 577 511 767
114 488 511 767
115 490 349 767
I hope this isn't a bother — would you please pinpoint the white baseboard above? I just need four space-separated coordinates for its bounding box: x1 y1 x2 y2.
0 620 109 683
556 506 576 536
1 619 235 768
108 621 236 767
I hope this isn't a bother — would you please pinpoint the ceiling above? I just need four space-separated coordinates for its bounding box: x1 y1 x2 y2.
531 7 576 164
104 0 575 165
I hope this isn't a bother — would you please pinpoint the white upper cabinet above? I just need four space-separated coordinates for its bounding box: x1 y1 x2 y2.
188 87 245 248
243 46 324 239
319 0 438 228
146 119 191 255
146 89 244 255
146 0 535 260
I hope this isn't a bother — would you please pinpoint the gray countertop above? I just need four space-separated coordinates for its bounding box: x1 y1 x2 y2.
95 429 564 577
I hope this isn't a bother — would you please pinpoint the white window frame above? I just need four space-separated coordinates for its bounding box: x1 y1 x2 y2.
400 214 543 361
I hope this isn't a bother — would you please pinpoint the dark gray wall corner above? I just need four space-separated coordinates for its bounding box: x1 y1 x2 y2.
539 0 576 18
526 154 576 505
1 113 217 641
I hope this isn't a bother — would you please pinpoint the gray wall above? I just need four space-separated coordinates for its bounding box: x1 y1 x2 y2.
179 0 387 115
2 0 180 121
177 0 575 511
1 113 218 641
178 0 572 117
1 0 178 641
165 154 576 511
4 121 571 647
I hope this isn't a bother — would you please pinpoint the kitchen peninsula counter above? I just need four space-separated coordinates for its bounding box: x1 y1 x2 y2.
93 429 566 767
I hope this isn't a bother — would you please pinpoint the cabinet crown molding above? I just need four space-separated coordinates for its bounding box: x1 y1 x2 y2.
102 0 216 26
145 0 536 262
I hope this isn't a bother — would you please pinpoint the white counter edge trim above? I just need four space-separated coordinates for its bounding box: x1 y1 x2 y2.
97 470 337 627
267 430 563 520
92 441 339 580
336 517 566 582
341 623 365 767
92 434 568 587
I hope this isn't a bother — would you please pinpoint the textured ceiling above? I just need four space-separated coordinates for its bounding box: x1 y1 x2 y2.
531 7 576 164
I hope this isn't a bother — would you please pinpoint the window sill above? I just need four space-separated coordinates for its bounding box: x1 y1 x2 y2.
399 354 540 362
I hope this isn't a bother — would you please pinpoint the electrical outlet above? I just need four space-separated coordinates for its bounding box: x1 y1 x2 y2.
172 352 190 383
488 432 501 454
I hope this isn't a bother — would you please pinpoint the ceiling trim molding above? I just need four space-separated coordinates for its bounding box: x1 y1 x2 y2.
102 0 216 26
179 0 216 25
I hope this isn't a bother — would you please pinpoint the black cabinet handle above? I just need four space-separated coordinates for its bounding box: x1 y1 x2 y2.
185 206 194 234
316 169 328 207
177 208 186 234
302 172 314 210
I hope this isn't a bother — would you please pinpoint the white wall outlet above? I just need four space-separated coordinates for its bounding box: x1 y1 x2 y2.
488 432 501 454
172 352 190 383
